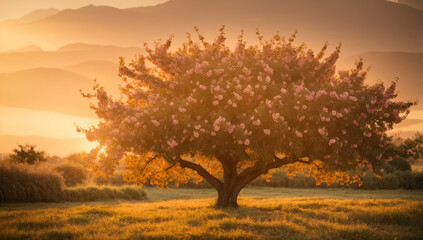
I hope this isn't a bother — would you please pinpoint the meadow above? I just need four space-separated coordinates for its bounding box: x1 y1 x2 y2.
1 187 422 240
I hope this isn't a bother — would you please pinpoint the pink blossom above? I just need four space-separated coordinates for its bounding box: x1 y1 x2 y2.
151 119 160 127
244 139 250 146
332 110 337 116
323 107 328 113
193 131 199 138
265 76 271 83
280 88 287 94
376 153 382 160
318 128 325 135
264 129 271 135
328 139 336 146
211 131 216 136
363 131 372 137
295 130 303 138
253 119 261 126
380 169 384 173
240 123 246 129
298 116 305 121
195 125 201 130
342 130 347 135
206 70 213 77
178 107 187 113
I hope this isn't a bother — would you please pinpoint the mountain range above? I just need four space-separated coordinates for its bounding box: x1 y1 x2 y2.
0 0 421 155
1 0 421 54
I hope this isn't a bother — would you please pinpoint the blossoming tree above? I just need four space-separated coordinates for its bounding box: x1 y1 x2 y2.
81 28 414 207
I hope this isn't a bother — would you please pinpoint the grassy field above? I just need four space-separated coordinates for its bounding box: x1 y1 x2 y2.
1 187 423 239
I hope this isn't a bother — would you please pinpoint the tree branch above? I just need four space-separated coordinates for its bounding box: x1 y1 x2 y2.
236 153 314 191
140 155 157 173
177 158 223 191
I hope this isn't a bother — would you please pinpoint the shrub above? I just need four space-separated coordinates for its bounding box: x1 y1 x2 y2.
0 162 63 202
378 174 399 189
384 157 412 173
360 172 380 190
61 186 146 201
54 164 88 187
93 173 127 186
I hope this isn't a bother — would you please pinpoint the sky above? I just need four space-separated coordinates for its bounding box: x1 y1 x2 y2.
0 0 169 21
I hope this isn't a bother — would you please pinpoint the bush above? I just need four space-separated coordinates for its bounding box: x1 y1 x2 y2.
61 186 146 202
0 162 147 203
384 158 412 173
360 172 380 190
93 173 127 186
54 164 88 187
378 174 399 189
0 162 63 202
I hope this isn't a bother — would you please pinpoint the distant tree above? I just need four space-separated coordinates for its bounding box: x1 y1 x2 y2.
54 164 88 187
9 144 47 165
80 28 414 208
384 133 423 172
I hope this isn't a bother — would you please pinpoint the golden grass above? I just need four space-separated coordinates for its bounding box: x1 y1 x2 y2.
0 188 422 239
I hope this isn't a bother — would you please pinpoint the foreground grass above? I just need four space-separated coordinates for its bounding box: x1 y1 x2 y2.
0 188 422 239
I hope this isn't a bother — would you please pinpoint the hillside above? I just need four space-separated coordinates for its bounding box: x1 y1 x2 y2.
1 0 421 54
0 68 96 118
63 60 121 96
0 43 142 72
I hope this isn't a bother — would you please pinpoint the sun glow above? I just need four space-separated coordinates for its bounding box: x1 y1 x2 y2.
0 106 97 139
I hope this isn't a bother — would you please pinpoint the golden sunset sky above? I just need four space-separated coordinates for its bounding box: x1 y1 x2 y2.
0 0 420 156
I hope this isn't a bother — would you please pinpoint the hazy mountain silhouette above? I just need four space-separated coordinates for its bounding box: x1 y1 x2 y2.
18 8 60 22
338 51 423 110
0 68 96 118
5 45 43 53
1 0 421 54
63 60 121 96
398 0 423 11
0 8 59 25
0 135 94 157
0 43 142 72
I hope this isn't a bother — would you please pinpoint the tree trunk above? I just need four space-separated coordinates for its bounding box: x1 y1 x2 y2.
216 184 241 208
215 159 240 208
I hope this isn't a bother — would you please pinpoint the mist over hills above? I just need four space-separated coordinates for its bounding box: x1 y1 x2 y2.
0 43 142 72
0 0 421 155
0 68 96 118
1 0 421 54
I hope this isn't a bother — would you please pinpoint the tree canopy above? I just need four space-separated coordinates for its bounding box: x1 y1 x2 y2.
81 28 414 207
9 144 47 165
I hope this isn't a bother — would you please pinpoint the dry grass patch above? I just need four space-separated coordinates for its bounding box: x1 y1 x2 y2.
0 188 423 239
